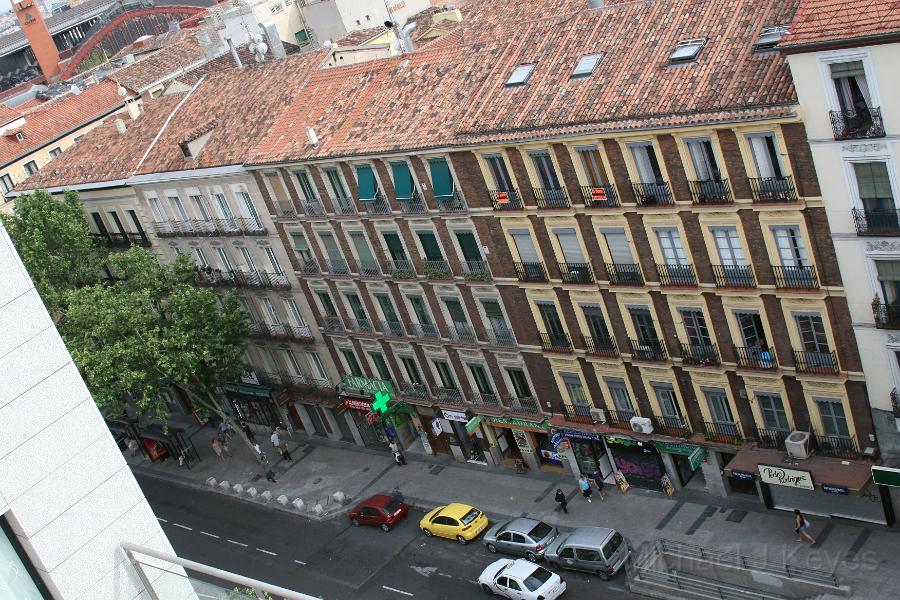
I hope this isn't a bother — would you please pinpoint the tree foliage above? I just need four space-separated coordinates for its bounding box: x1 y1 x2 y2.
0 189 106 313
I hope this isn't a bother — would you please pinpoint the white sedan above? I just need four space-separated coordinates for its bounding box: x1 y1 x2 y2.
478 558 566 599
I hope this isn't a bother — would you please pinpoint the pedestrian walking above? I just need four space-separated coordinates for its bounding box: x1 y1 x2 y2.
271 428 292 461
265 467 277 483
211 436 225 461
389 439 406 465
592 469 608 501
218 420 231 442
253 442 266 464
554 488 568 514
579 475 593 503
794 509 817 545
241 421 256 444
390 485 405 503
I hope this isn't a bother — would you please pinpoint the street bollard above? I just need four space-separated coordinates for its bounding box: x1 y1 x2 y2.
277 495 289 506
292 498 305 511
333 491 346 504
247 487 258 498
261 490 272 502
313 503 323 515
206 477 217 487
232 483 243 494
218 480 230 490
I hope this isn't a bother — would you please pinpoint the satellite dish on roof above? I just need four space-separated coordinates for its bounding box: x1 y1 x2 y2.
384 20 394 28
117 86 127 97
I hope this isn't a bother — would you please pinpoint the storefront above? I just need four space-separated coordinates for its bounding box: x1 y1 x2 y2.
411 405 452 456
554 429 614 479
653 441 707 488
604 435 666 493
223 382 283 429
439 408 490 464
341 395 389 449
485 416 552 471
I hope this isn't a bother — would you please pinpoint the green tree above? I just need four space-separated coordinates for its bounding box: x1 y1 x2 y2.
0 189 106 315
62 247 253 447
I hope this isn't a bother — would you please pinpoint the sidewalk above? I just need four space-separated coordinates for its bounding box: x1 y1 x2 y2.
127 429 900 599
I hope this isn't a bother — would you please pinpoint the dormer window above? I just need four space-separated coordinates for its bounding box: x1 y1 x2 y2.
570 53 602 79
669 38 705 64
754 25 788 51
179 142 193 158
15 132 24 142
505 63 535 87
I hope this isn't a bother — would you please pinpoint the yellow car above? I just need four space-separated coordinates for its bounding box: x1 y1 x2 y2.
420 503 489 544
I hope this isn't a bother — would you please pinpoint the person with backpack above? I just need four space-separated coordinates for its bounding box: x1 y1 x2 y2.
794 509 817 545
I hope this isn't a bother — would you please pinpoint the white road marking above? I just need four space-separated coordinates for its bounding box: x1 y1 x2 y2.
172 523 192 531
437 573 453 578
382 586 413 597
227 539 248 547
156 517 168 523
293 560 307 566
256 547 277 556
608 585 626 593
200 531 220 539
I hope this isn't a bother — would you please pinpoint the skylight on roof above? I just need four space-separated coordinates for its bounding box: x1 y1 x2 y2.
669 38 706 63
571 53 603 78
505 64 535 87
754 25 789 50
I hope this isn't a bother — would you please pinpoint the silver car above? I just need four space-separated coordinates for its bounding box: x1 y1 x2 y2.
544 526 631 580
483 518 558 562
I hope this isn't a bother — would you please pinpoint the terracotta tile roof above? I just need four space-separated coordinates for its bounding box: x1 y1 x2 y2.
248 0 799 164
0 104 21 127
334 26 388 47
13 94 185 191
780 0 900 49
0 80 128 168
112 31 206 92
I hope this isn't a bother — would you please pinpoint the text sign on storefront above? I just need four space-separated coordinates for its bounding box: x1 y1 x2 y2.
872 466 900 488
465 415 483 435
442 409 468 422
343 398 372 412
822 484 849 495
730 469 755 481
342 375 395 397
758 465 815 490
487 415 551 430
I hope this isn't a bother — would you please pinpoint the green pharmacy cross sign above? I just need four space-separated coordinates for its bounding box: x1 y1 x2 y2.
372 390 391 415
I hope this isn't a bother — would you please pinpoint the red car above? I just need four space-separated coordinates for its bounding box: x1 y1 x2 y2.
349 494 409 532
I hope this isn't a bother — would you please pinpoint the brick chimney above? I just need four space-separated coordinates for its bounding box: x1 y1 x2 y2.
14 0 61 80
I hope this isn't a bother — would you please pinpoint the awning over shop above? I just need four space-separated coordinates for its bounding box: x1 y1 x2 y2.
725 446 875 494
223 382 272 398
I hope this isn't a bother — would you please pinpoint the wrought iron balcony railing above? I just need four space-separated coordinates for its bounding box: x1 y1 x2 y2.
651 414 691 438
472 391 502 410
562 403 594 424
194 268 238 287
628 339 667 361
388 259 416 279
689 179 733 205
376 320 405 337
533 187 570 209
297 258 319 275
333 198 357 216
422 259 453 280
302 198 326 217
633 181 674 206
357 260 381 278
656 263 696 286
756 427 789 450
873 301 900 329
712 264 756 288
346 318 377 334
397 190 427 214
582 335 618 358
194 268 289 290
462 260 491 281
558 262 594 284
793 350 839 375
490 188 523 210
749 176 797 203
606 409 636 430
434 386 465 406
484 326 517 348
704 421 743 445
851 208 900 236
773 265 819 289
813 431 859 459
733 346 778 370
435 190 466 213
515 261 548 282
581 185 619 208
317 314 344 333
605 262 643 285
679 342 720 366
830 106 885 140
448 322 478 344
540 331 573 353
93 232 150 248
323 258 350 276
275 200 299 218
398 381 430 402
504 396 542 417
361 192 391 215
409 322 440 339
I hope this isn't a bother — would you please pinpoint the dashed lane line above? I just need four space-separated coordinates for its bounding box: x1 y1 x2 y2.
293 560 307 566
437 573 453 578
200 531 220 539
382 586 413 597
256 548 277 556
172 523 193 531
156 517 168 523
227 539 248 548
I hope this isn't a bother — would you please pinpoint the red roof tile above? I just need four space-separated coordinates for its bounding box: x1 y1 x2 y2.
781 0 900 48
0 104 21 127
112 31 206 92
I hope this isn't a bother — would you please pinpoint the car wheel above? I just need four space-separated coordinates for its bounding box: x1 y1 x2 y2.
480 583 494 595
351 519 360 527
486 543 497 554
422 528 433 537
456 535 468 545
526 551 538 562
597 570 610 581
380 523 390 532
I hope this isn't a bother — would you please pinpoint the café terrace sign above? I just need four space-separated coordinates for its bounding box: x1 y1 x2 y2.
758 464 815 490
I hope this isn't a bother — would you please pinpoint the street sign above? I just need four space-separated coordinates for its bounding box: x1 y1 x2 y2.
431 418 443 436
872 465 900 487
465 415 483 435
441 409 468 422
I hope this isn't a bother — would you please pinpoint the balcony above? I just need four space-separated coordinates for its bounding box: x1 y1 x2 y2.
558 262 594 284
448 322 478 344
851 208 900 236
333 198 357 216
733 346 778 370
435 190 466 213
756 427 788 450
679 343 720 366
793 350 839 375
540 331 573 353
830 106 885 140
581 185 619 208
462 260 492 282
93 232 150 248
377 319 405 337
357 260 381 278
704 421 743 445
605 262 643 285
274 200 299 219
471 391 503 412
194 269 288 290
154 218 265 237
562 403 594 424
490 188 523 210
317 314 344 333
388 259 416 279
194 267 237 287
606 409 636 430
773 265 819 289
409 322 440 339
485 326 517 348
398 381 430 403
873 301 900 329
628 339 668 361
651 414 691 438
297 258 319 275
712 264 756 288
633 181 673 206
504 396 542 417
303 198 326 217
361 192 391 215
249 322 315 342
422 259 453 280
346 317 377 334
749 176 797 203
398 190 427 214
515 261 548 282
689 179 733 205
813 431 859 459
323 258 351 276
582 335 619 358
656 263 696 287
533 187 570 209
434 386 465 406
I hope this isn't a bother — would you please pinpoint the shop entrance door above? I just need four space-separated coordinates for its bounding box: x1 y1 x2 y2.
306 404 328 436
607 441 665 492
349 410 389 449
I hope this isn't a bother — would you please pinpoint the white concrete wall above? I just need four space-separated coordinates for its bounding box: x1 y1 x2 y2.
302 0 430 44
0 222 178 599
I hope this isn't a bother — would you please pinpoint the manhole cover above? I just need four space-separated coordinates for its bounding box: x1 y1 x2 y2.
726 510 747 523
362 467 370 473
430 466 444 475
312 477 322 484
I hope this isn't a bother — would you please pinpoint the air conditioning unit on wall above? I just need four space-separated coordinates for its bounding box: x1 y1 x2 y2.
630 416 653 434
785 430 811 460
590 408 606 424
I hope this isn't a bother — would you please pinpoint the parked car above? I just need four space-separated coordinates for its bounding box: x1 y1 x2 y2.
478 558 566 599
483 518 558 561
544 526 631 580
348 494 409 532
420 502 489 544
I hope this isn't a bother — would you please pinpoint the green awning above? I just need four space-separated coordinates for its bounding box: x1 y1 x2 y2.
428 157 453 198
391 162 414 199
356 164 377 200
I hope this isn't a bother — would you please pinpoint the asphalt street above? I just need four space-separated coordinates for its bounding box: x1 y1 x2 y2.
136 474 641 599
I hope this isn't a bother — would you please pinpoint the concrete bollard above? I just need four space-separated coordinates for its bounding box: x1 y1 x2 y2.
247 487 258 498
218 480 230 490
232 483 243 494
333 491 346 504
313 503 324 515
292 498 305 511
261 490 272 502
206 477 217 487
277 495 289 506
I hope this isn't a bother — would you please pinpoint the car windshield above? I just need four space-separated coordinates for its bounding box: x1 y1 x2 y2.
528 522 553 541
522 566 553 592
460 508 481 525
385 499 403 513
602 532 624 558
